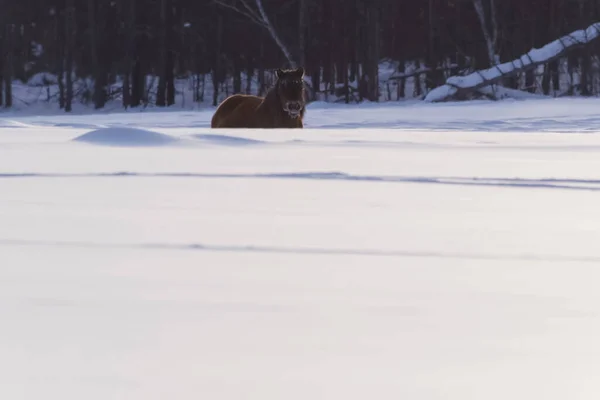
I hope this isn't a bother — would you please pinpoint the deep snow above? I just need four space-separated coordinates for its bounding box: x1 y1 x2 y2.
1 97 600 400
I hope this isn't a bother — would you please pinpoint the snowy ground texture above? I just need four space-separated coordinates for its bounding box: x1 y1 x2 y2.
2 97 600 400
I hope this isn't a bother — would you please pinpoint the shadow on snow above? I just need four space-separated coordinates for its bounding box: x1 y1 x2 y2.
2 171 600 191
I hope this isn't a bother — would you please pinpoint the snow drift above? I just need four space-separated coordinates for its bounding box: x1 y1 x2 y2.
73 127 180 147
190 133 266 146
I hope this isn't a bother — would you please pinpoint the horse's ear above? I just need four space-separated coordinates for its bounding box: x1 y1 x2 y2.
295 67 305 78
275 68 284 79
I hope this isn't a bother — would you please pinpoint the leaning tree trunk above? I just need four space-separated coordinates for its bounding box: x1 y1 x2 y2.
255 0 295 68
424 22 600 102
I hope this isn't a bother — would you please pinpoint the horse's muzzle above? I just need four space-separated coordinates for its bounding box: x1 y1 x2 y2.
285 101 302 118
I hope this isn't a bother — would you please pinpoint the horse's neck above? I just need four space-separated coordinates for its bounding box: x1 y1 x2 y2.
258 89 287 120
261 89 281 110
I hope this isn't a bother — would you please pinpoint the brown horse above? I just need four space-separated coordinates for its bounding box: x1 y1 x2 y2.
211 67 307 129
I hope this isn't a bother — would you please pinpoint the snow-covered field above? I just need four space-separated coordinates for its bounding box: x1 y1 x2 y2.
2 97 600 400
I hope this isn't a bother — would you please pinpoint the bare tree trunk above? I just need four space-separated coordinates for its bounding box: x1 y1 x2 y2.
335 7 344 87
567 54 575 95
524 69 535 93
65 0 75 112
297 0 306 67
166 0 176 106
193 74 200 102
245 66 253 94
413 62 422 97
472 0 498 67
156 0 168 106
349 0 358 85
550 60 560 93
580 54 591 96
121 0 135 108
344 65 350 103
88 0 106 109
0 38 4 107
4 25 13 108
212 13 223 106
310 66 320 100
340 6 350 103
425 0 444 90
122 68 131 108
322 0 333 95
366 1 379 101
233 55 241 93
199 74 206 102
131 58 145 106
541 63 551 95
257 66 265 96
166 49 175 105
55 10 65 109
577 0 590 96
397 58 406 99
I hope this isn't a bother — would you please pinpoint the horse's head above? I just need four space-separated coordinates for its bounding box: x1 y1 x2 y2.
275 67 306 118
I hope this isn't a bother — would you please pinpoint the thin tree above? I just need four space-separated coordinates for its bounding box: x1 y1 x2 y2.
213 0 296 67
65 0 75 112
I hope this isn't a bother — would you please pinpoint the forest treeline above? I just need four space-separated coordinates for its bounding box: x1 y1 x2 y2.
1 0 600 111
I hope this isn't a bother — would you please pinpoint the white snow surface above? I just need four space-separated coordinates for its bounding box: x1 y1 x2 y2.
2 97 600 399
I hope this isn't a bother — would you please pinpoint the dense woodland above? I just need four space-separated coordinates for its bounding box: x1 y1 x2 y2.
2 0 600 111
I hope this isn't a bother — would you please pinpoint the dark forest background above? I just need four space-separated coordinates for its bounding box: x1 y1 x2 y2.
1 0 600 112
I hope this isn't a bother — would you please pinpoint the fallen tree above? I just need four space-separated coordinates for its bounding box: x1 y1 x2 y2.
424 22 600 102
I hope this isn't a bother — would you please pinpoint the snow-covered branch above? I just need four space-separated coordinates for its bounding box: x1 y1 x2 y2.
213 0 296 68
212 0 264 26
255 0 296 68
424 22 600 103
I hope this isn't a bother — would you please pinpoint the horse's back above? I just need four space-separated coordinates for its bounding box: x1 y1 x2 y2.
211 94 262 128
